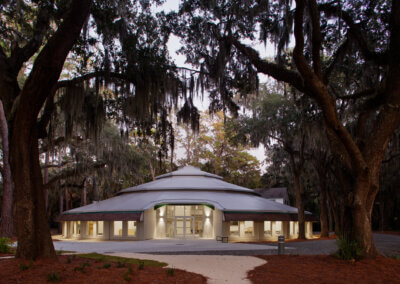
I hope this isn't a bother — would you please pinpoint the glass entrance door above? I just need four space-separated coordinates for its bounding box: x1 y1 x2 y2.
174 216 194 238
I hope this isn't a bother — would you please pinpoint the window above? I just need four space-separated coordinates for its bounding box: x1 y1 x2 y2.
113 221 123 236
275 221 282 235
229 221 239 236
76 221 81 235
175 206 184 216
88 221 94 236
127 221 136 236
244 221 254 236
97 221 104 235
264 221 272 236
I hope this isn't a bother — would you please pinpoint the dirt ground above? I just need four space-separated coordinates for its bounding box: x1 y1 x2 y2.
0 255 207 284
248 255 400 284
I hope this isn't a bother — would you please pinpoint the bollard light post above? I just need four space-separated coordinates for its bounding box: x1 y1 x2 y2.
278 235 285 255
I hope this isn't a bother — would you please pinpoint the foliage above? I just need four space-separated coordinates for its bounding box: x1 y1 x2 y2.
176 111 261 188
335 238 364 260
47 272 61 282
102 263 111 269
77 253 167 267
138 260 145 270
165 267 175 276
0 237 11 253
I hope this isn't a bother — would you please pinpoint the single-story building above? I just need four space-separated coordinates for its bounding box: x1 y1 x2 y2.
58 166 316 241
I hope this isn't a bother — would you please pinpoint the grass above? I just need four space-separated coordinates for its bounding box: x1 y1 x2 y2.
77 253 167 267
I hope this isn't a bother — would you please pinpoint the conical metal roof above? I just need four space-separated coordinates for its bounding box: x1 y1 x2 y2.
117 165 259 196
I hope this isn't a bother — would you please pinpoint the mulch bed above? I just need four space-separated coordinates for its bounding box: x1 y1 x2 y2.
248 255 400 284
0 255 207 284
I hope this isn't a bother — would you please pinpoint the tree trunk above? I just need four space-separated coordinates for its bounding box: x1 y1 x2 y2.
293 172 306 239
44 152 49 212
10 125 55 259
93 177 99 201
0 99 14 237
328 204 333 233
317 170 329 237
81 178 87 206
340 176 379 258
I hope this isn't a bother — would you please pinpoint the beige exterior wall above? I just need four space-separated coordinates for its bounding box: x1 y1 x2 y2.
61 216 313 242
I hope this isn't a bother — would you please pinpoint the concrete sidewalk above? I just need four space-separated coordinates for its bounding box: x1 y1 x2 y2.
108 253 266 284
53 238 279 254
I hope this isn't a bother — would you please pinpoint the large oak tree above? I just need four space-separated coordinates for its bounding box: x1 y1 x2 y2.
0 0 193 259
175 0 400 258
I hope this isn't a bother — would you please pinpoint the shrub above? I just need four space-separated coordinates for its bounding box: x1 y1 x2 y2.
19 263 30 271
335 237 364 260
82 261 90 268
166 268 175 276
137 260 144 270
127 264 134 274
103 263 111 269
47 272 61 282
121 271 131 281
116 260 126 268
0 237 11 253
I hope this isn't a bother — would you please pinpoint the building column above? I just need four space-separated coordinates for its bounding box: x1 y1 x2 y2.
271 221 277 239
305 222 313 239
282 221 290 239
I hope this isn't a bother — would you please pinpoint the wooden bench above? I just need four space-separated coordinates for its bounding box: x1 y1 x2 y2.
216 236 229 243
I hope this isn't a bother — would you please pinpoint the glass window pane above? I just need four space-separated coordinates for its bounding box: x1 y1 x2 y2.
97 221 104 235
264 221 271 235
244 221 254 236
113 221 123 236
167 206 174 217
175 206 184 216
77 221 81 234
88 221 94 236
275 221 282 235
128 221 136 236
229 221 239 236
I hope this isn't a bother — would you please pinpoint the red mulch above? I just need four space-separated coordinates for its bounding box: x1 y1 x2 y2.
248 255 400 284
0 255 207 284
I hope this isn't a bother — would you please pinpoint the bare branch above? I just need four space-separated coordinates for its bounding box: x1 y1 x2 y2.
319 3 388 65
336 88 376 100
232 39 306 92
9 2 52 75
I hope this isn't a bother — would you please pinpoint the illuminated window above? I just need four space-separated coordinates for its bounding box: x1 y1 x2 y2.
88 221 94 236
229 221 239 236
243 221 254 236
113 221 123 236
127 221 136 236
264 221 272 235
97 221 104 235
